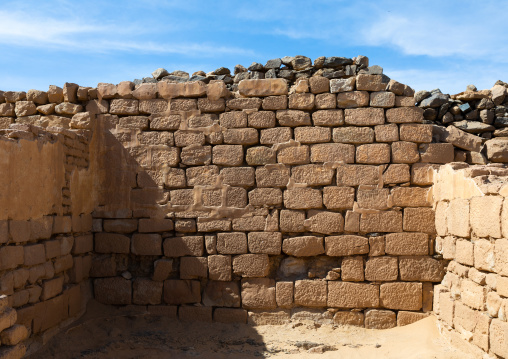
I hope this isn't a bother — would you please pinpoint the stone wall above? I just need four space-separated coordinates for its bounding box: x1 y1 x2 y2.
433 164 508 358
1 55 508 358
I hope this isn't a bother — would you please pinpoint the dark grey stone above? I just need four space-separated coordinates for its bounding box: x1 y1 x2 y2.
281 56 294 66
459 103 471 113
323 56 353 68
189 75 208 83
161 75 188 83
322 70 346 79
216 75 233 84
423 108 437 122
251 71 265 80
234 72 250 83
495 117 508 127
414 90 431 104
265 69 277 79
420 93 449 108
438 103 450 120
278 69 294 80
265 58 282 69
142 77 157 83
248 62 264 71
133 79 143 85
453 120 495 133
234 64 248 75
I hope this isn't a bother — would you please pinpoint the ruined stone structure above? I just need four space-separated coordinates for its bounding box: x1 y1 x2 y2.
0 55 507 358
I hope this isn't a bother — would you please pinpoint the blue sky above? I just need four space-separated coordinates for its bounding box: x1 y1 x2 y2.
0 0 506 94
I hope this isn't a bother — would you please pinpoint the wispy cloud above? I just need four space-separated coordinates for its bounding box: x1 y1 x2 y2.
0 9 254 57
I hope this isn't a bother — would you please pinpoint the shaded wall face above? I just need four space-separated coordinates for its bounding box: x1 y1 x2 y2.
433 164 508 359
0 123 94 355
90 77 451 328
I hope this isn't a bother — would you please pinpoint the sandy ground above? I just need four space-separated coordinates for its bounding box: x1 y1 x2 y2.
28 301 474 359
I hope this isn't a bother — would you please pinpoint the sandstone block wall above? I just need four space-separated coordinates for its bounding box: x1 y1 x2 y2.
433 164 508 358
1 55 508 358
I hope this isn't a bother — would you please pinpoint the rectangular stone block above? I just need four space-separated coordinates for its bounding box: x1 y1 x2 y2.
283 188 322 209
282 236 324 256
95 233 130 254
216 232 248 254
262 95 287 110
312 109 344 126
163 279 200 305
399 124 433 143
419 143 454 163
233 254 269 277
333 311 365 327
294 126 331 143
385 233 429 255
470 196 502 238
336 91 369 108
325 235 369 256
132 278 163 305
336 165 381 186
399 256 445 282
248 111 276 128
294 280 327 307
365 309 396 329
360 211 403 233
322 186 355 209
163 236 203 257
208 255 231 281
276 110 311 126
341 256 364 282
390 187 431 207
238 79 288 97
333 126 374 144
357 188 390 210
241 278 276 309
0 246 24 271
179 306 213 322
277 145 309 165
180 257 208 279
490 319 508 358
364 257 398 281
403 208 436 234
386 107 424 123
375 124 399 142
248 232 282 255
391 141 420 163
131 233 162 256
356 74 388 91
213 308 248 323
276 281 294 308
94 277 132 305
380 282 422 310
310 143 355 164
328 282 379 308
344 108 384 126
255 165 290 188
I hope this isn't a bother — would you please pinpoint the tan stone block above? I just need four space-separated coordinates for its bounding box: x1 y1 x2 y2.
360 211 403 233
337 165 381 186
333 126 374 144
152 259 173 282
385 232 428 255
370 91 395 108
310 143 355 163
131 233 162 256
9 220 31 243
391 187 431 207
231 216 264 231
174 130 205 147
280 210 306 233
399 256 444 282
374 124 399 143
399 124 433 143
325 235 369 256
158 81 206 99
248 232 282 255
455 240 474 266
497 276 508 298
150 114 181 130
132 278 162 305
312 109 344 126
0 103 15 116
445 198 470 237
282 236 324 256
0 324 28 345
294 126 331 143
103 219 138 233
202 186 247 208
208 255 232 281
276 109 311 126
380 282 422 310
331 311 364 327
245 147 276 166
41 276 64 300
163 236 203 257
277 145 310 165
391 141 420 163
202 281 240 307
169 98 197 111
357 188 390 210
356 143 391 164
344 108 384 126
175 219 196 233
178 306 213 322
356 74 388 91
294 280 327 307
341 257 364 282
212 144 243 166
323 186 355 210
422 282 434 313
395 96 415 107
227 97 262 110
304 210 344 235
386 107 423 124
397 311 429 326
411 163 440 186
233 254 269 277
214 308 247 323
0 246 23 271
382 164 409 185
495 238 508 275
460 279 486 310
0 307 17 333
365 257 398 281
216 232 248 254
491 319 508 357
180 257 208 279
419 143 454 163
259 127 292 145
403 207 435 234
248 188 282 207
470 196 502 238
184 165 217 186
163 279 200 305
336 91 369 108
289 93 315 110
328 282 379 308
275 281 294 308
291 165 334 186
369 235 385 256
365 309 396 329
283 188 322 209
262 95 287 110
309 76 330 94
219 111 247 129
178 145 209 166
487 291 502 317
315 93 336 109
473 238 495 272
109 99 139 115
242 278 276 309
238 79 288 97
248 111 276 128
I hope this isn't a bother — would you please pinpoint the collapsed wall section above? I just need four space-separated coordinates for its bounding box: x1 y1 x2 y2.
433 164 508 358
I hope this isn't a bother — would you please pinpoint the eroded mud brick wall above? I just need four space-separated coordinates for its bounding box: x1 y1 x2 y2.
433 164 508 358
0 99 94 356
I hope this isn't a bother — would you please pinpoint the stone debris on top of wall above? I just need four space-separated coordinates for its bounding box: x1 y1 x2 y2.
433 163 508 359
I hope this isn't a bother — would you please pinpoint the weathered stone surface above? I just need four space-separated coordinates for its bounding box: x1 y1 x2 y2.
241 278 276 309
294 280 327 307
328 282 379 308
233 254 269 277
325 235 369 256
380 282 422 310
282 236 324 256
95 277 132 305
485 139 508 162
365 309 396 329
399 256 445 282
385 233 428 255
364 257 398 281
